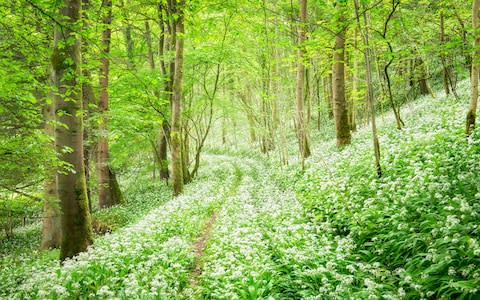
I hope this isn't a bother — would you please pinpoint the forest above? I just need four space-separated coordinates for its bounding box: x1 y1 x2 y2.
1 0 480 298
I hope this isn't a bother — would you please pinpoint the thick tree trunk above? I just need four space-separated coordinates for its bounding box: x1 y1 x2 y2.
52 0 93 261
332 13 351 147
296 0 308 168
467 0 480 136
354 0 382 177
171 0 185 196
40 93 62 250
416 57 430 96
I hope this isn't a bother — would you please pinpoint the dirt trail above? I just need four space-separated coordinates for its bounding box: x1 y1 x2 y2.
188 211 217 287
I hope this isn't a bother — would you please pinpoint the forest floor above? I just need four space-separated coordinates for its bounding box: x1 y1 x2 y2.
2 81 480 299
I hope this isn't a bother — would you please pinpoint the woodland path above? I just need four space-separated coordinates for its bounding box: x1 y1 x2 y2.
181 155 311 299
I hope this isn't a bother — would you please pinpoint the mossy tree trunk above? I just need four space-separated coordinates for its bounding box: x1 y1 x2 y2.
171 0 185 196
52 0 93 261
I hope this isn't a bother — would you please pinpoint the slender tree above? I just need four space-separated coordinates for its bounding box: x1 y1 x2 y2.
157 3 171 182
379 0 404 129
82 0 96 211
354 0 382 177
171 0 185 196
296 0 309 168
467 0 480 136
52 0 93 260
98 0 123 208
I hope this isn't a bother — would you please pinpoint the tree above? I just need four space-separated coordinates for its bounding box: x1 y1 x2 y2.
467 0 480 136
332 2 351 147
378 0 404 129
171 0 186 196
296 0 310 168
98 0 123 208
40 97 61 250
354 0 382 177
52 0 93 260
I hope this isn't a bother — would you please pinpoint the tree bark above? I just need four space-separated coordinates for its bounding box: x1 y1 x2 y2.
416 57 430 96
440 12 451 96
159 122 170 180
98 0 122 208
52 0 93 260
351 28 359 132
171 0 185 196
157 4 171 181
40 90 62 250
81 0 95 212
332 11 351 147
467 0 480 136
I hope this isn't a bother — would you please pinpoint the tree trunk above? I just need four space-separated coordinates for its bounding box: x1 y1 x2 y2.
145 21 155 69
157 4 171 182
40 90 62 250
81 0 95 212
440 12 451 96
171 0 185 196
380 0 403 129
454 8 472 75
119 0 135 69
296 0 308 168
351 28 359 132
159 122 170 180
354 0 382 177
332 12 351 147
82 70 95 211
52 0 93 261
417 57 429 96
98 0 122 208
467 0 480 136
